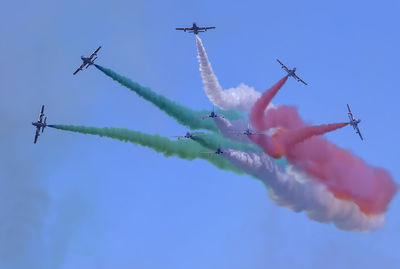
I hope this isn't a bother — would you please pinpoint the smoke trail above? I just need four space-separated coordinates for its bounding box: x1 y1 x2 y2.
48 124 243 174
224 150 384 232
95 65 242 132
196 36 261 111
249 85 397 215
278 122 349 147
213 117 255 144
250 76 288 131
249 123 349 159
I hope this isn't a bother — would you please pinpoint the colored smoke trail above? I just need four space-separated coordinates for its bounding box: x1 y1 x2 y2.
96 64 227 132
213 117 255 145
196 36 261 111
48 124 243 175
248 123 349 159
277 122 349 147
249 79 398 215
250 76 288 131
224 150 384 232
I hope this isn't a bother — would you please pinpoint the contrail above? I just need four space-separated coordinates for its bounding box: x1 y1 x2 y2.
249 81 398 215
224 150 385 232
48 124 243 175
196 36 261 111
95 65 242 132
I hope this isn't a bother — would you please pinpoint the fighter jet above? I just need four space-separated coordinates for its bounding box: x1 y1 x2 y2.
347 104 363 141
73 46 101 75
32 105 47 144
176 22 216 35
276 59 308 85
201 147 235 155
230 123 263 136
172 131 207 140
199 107 225 119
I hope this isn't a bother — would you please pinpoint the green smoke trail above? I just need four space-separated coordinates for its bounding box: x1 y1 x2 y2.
49 124 243 174
95 65 243 132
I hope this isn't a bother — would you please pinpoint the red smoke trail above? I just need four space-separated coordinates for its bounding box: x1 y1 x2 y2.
276 122 349 147
250 76 288 131
249 123 349 161
249 79 398 215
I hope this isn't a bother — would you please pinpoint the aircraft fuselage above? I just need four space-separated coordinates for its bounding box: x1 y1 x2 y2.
32 122 45 128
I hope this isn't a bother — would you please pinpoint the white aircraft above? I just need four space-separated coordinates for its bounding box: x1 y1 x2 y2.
230 123 263 136
347 104 363 141
176 22 216 35
73 46 101 75
276 59 308 85
171 131 207 140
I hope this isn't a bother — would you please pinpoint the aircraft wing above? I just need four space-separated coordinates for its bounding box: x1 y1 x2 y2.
38 105 44 122
34 128 40 144
346 104 355 120
200 152 215 154
199 26 216 30
89 46 101 59
356 127 364 141
73 63 86 75
347 104 353 114
276 59 290 72
171 136 185 139
294 74 308 85
176 27 193 31
191 134 207 137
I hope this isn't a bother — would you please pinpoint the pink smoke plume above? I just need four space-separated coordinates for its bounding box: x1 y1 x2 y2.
249 78 397 215
250 75 288 131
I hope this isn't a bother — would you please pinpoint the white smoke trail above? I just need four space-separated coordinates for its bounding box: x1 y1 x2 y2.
213 117 278 145
224 150 384 232
213 117 253 144
196 36 261 111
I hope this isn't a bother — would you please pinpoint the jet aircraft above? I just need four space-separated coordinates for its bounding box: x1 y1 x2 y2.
73 46 101 75
201 147 235 155
172 131 207 140
347 104 363 141
32 105 47 144
199 108 225 119
231 123 263 136
276 59 308 85
176 22 216 35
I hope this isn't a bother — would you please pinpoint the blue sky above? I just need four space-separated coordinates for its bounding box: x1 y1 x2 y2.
1 0 399 268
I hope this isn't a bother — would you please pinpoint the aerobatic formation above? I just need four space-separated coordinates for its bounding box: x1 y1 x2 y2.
34 23 397 232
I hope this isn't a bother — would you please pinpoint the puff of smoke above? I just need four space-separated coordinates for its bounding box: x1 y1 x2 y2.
196 36 261 111
224 150 385 232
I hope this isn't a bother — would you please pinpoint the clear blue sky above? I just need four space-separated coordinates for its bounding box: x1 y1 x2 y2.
1 0 399 268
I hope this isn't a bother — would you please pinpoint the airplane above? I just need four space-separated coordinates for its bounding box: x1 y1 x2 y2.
201 147 235 155
171 131 207 140
32 105 47 144
347 104 363 141
73 46 101 75
176 22 216 35
199 107 225 119
230 123 263 136
276 59 308 85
